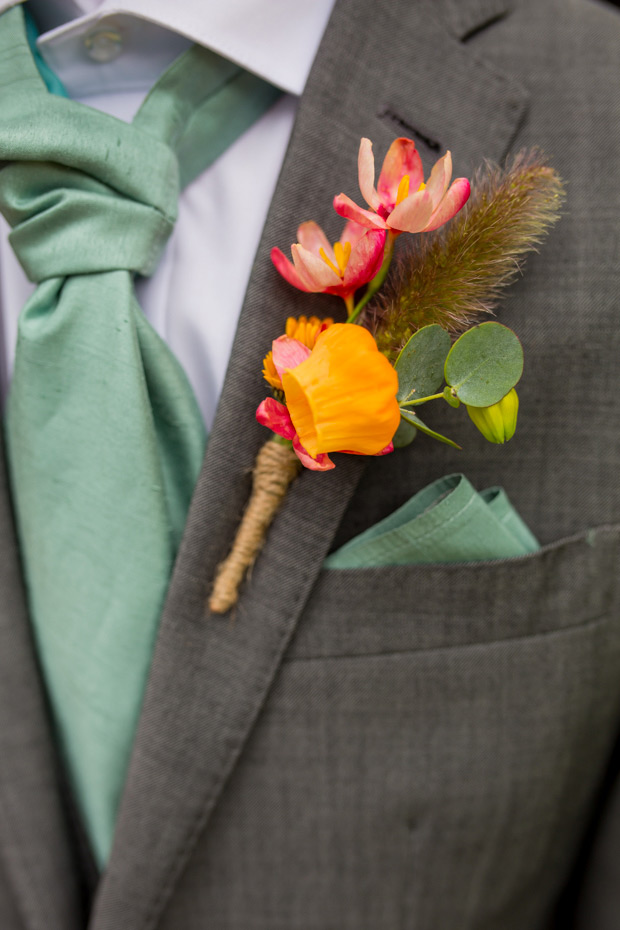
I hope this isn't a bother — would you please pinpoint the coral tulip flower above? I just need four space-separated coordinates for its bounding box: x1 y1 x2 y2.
271 220 386 298
333 137 470 235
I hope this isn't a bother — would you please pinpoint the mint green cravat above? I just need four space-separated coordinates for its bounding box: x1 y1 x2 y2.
0 4 280 866
324 474 540 568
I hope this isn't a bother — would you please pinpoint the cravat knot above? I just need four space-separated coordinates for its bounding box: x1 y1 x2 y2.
0 9 281 287
0 102 179 283
0 1 282 868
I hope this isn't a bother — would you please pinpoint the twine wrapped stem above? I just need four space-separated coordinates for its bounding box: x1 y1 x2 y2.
208 438 301 614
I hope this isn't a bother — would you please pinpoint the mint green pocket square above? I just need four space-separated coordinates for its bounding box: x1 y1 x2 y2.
323 473 540 569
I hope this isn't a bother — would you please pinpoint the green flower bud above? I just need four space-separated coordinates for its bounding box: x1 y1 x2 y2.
466 388 519 444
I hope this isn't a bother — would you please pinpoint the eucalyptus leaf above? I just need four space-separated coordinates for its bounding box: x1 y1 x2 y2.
399 408 461 450
395 324 451 404
392 416 417 448
444 322 523 407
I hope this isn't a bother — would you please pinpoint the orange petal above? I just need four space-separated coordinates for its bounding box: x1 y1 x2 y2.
262 351 282 390
291 316 333 349
282 324 400 457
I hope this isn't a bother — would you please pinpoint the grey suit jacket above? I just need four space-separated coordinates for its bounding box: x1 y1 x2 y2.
1 0 620 927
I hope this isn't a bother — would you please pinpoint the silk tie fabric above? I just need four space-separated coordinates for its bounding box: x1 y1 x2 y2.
0 3 280 866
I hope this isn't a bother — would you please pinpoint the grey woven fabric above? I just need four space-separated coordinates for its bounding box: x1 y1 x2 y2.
1 0 620 928
0 428 88 930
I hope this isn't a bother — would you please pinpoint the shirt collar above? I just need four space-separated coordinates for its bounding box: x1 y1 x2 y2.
22 0 337 96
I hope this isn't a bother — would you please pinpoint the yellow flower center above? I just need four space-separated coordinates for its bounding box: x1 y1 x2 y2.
285 315 334 348
395 174 410 205
319 240 352 278
395 175 425 206
262 316 334 391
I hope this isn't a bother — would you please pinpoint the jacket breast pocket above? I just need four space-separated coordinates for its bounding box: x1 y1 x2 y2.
287 523 620 659
264 525 620 927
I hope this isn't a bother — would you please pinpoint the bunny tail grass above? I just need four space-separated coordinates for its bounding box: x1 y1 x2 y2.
372 149 565 360
208 439 301 614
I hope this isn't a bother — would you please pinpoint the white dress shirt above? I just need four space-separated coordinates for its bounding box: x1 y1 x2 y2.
0 0 336 427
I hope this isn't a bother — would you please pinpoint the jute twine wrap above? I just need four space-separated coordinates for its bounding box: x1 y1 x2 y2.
208 439 302 614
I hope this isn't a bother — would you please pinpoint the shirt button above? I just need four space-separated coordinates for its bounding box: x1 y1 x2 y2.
84 27 124 63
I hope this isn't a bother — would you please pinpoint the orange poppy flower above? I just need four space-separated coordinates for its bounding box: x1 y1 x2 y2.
282 324 400 457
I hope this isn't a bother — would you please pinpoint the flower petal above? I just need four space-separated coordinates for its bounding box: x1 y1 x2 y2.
271 247 313 292
272 335 311 380
292 435 335 471
291 243 342 289
377 138 424 208
422 177 471 232
342 228 386 292
333 193 388 229
338 219 369 250
296 220 334 260
283 324 400 457
256 398 296 440
424 150 452 210
386 189 434 233
262 351 282 390
358 138 381 211
340 441 394 456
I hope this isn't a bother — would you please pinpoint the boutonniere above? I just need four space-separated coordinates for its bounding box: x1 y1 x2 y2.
209 139 564 613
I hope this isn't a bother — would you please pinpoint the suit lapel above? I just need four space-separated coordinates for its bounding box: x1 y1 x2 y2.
0 432 87 930
90 1 527 927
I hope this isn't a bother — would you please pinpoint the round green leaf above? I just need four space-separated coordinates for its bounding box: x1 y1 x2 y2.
444 322 523 407
395 324 451 403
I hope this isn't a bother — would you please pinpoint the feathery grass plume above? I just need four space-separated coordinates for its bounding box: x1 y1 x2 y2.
371 149 565 360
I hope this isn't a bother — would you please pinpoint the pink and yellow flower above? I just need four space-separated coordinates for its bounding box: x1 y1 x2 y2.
257 323 400 470
271 220 386 298
262 315 333 391
333 137 470 235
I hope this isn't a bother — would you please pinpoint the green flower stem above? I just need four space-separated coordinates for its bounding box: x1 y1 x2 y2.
344 294 355 318
399 391 446 408
271 434 293 448
348 230 397 325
